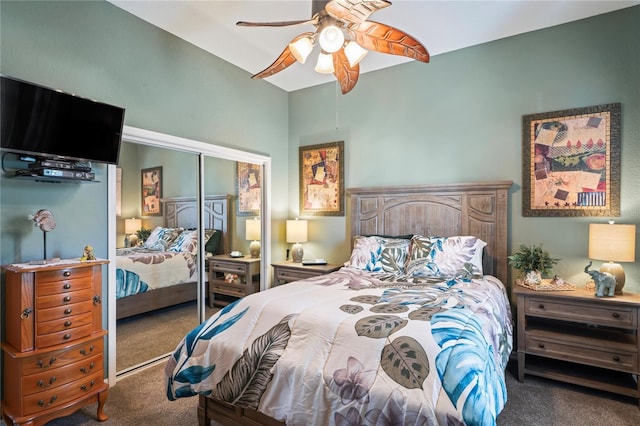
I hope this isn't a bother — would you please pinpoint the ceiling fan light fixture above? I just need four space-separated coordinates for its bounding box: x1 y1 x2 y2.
314 52 334 74
289 36 314 64
344 41 368 67
318 25 344 53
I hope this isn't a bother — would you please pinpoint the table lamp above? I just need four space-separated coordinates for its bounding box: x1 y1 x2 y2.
588 222 636 294
246 218 261 258
125 218 142 247
286 219 308 263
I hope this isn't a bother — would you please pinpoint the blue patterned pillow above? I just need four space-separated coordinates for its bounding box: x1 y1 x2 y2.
406 235 486 278
168 230 198 254
346 235 410 274
143 227 183 251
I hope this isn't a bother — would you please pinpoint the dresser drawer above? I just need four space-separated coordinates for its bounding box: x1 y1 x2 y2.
22 370 104 416
36 276 93 297
23 353 103 396
525 335 637 373
275 268 317 282
36 324 93 348
22 337 104 375
211 260 248 274
36 312 94 336
211 281 250 298
36 288 94 309
36 267 93 284
524 297 636 328
37 300 93 323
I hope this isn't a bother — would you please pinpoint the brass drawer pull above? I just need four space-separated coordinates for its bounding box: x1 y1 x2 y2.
81 380 96 392
37 357 57 368
80 362 95 373
63 283 71 290
20 307 33 319
64 308 72 315
38 395 58 407
63 334 72 340
63 271 71 277
37 376 57 388
64 321 72 327
63 296 71 302
80 345 95 356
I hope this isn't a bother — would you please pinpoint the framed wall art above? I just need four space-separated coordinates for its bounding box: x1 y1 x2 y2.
522 103 621 217
299 141 344 216
141 166 163 216
236 161 261 216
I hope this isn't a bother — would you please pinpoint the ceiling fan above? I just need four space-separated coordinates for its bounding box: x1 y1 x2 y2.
237 0 429 94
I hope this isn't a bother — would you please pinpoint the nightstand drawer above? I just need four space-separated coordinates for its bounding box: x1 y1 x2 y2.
524 297 636 328
275 268 317 282
211 282 250 298
211 260 249 274
525 335 637 373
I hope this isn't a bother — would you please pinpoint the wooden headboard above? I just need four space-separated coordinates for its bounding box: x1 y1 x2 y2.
161 194 231 254
347 181 513 283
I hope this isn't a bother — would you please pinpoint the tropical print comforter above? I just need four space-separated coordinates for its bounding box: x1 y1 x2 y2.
115 247 197 299
164 267 513 425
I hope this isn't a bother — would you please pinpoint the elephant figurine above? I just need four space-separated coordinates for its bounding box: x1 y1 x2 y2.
584 262 616 297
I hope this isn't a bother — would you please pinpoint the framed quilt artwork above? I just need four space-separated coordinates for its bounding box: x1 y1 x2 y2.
522 103 621 217
299 141 344 216
236 162 261 216
141 166 162 216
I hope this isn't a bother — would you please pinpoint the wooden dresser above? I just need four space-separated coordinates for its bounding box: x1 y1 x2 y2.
1 259 109 426
514 285 640 405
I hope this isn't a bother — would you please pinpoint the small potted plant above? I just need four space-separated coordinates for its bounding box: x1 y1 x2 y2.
136 227 152 245
508 244 559 285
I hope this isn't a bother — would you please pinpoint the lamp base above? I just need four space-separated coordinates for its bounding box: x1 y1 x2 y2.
599 262 625 295
291 243 304 263
249 240 261 258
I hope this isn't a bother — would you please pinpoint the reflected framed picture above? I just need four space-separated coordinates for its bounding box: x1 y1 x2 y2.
522 103 621 217
236 162 261 216
299 141 344 216
141 166 162 216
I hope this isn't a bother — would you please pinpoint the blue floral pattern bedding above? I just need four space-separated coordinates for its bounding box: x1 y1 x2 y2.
165 268 512 425
116 247 197 299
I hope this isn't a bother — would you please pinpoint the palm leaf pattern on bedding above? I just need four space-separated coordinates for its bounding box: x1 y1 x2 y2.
166 301 248 400
216 314 296 410
115 268 148 298
432 309 507 426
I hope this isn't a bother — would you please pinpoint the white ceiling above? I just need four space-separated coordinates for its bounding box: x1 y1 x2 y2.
108 0 639 92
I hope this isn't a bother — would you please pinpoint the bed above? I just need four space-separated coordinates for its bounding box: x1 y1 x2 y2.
164 181 513 425
116 195 230 320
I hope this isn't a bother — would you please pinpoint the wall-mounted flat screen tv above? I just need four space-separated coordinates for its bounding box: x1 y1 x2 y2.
1 75 125 165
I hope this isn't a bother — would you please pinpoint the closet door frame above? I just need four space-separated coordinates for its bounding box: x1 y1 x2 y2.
106 126 271 385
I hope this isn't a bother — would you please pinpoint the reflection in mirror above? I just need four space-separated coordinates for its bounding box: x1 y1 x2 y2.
115 141 247 374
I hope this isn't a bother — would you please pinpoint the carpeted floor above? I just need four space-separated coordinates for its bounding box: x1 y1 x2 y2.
40 357 640 425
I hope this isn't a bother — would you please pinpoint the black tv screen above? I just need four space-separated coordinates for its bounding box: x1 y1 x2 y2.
1 75 125 165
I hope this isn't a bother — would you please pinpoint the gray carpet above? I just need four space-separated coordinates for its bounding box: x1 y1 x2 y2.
41 358 640 425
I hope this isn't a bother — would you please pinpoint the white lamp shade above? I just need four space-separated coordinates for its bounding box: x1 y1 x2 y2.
318 25 344 53
289 36 314 64
286 219 308 243
589 223 636 262
124 218 141 234
344 41 367 67
245 219 261 241
315 52 334 74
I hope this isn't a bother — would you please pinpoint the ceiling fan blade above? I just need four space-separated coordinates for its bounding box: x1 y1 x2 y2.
351 20 430 62
333 49 359 94
237 19 315 27
251 33 315 79
326 0 391 24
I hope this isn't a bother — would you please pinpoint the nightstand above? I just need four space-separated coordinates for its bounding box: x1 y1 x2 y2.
272 261 342 285
208 255 260 308
513 285 640 405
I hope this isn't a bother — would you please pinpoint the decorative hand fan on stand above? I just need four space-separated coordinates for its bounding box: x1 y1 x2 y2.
238 0 429 94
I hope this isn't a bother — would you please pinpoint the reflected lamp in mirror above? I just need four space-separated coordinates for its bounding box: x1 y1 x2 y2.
246 218 261 258
124 218 141 247
286 219 308 263
588 222 636 294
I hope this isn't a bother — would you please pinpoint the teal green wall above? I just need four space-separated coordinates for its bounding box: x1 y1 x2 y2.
289 6 640 292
